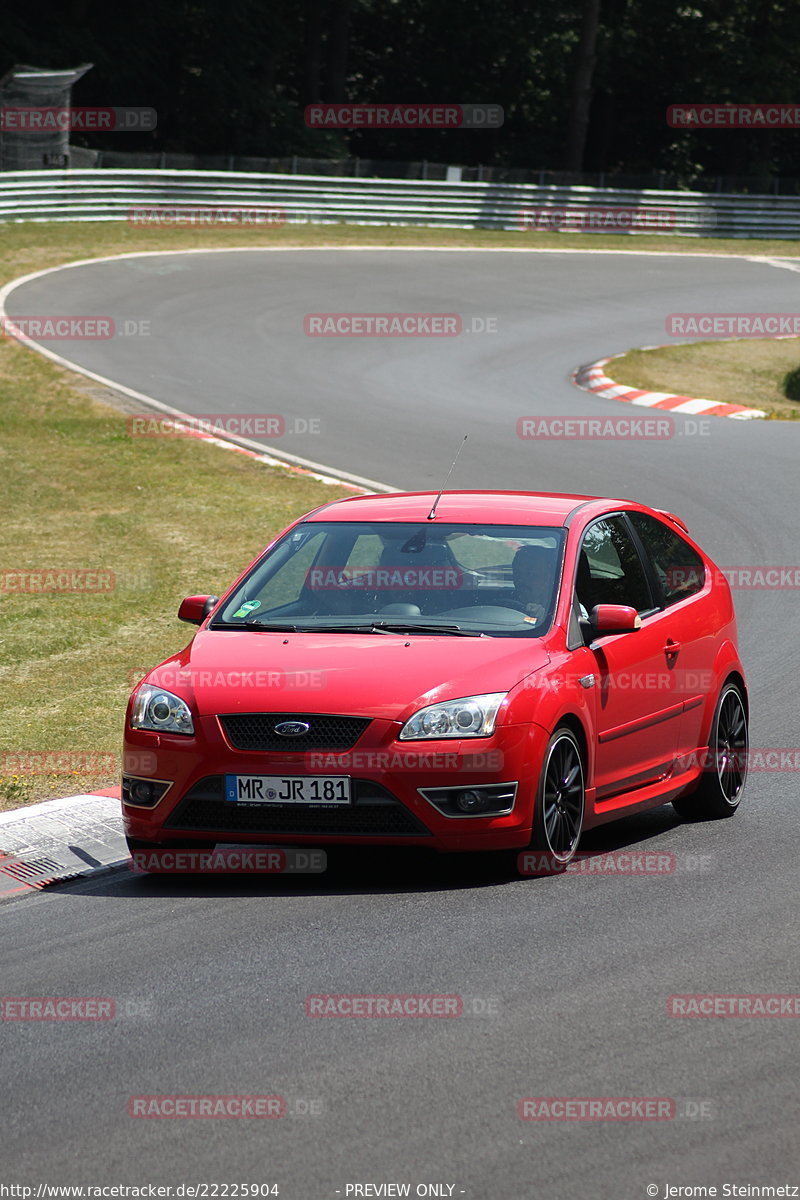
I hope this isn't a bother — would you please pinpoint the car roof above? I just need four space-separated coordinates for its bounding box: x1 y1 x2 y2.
304 490 631 526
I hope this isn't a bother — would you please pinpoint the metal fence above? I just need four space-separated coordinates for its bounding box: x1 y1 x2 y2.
61 149 800 195
0 168 799 238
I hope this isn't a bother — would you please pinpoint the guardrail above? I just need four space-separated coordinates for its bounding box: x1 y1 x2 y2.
0 169 799 237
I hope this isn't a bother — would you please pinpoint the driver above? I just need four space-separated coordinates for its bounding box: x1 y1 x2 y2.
511 545 557 623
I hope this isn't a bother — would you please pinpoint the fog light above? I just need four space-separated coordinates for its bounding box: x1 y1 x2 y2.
418 782 517 817
455 789 489 814
122 776 171 808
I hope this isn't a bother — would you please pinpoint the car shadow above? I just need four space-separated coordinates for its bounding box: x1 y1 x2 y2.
53 804 687 900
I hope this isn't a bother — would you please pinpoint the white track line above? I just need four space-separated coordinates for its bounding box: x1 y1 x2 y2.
0 241 795 825
0 244 793 482
0 254 400 494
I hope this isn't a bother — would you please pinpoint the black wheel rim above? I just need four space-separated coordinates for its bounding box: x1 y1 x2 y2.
542 735 584 859
714 689 748 805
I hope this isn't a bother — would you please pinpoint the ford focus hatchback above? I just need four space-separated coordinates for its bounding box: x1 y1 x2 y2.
123 491 748 870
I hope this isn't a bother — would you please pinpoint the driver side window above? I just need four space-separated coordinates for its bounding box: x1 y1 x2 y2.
576 517 653 614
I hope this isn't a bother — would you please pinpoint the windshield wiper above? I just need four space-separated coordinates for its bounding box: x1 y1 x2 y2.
205 620 291 631
236 618 483 636
206 619 299 631
292 620 483 636
242 619 299 630
238 619 395 634
367 621 483 637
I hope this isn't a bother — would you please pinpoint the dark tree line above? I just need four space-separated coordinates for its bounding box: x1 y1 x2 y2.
4 0 800 181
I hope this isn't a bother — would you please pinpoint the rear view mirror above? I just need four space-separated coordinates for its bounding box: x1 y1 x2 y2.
178 595 219 625
589 604 641 635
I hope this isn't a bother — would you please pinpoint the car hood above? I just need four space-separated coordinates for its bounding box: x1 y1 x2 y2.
146 630 550 721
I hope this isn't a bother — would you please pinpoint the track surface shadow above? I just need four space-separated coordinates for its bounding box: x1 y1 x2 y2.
51 803 685 899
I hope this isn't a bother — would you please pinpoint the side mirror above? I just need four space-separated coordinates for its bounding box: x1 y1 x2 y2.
589 604 641 635
178 594 219 625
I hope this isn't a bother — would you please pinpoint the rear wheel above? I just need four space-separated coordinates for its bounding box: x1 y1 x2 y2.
526 727 585 874
672 682 748 820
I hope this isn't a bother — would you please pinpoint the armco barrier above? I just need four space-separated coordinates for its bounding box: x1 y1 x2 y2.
0 169 799 237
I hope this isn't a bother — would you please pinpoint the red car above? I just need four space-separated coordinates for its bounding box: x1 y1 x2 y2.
123 491 748 870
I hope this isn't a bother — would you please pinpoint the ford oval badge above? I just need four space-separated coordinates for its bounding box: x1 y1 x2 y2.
274 721 310 737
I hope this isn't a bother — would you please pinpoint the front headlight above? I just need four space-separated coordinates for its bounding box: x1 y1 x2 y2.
130 685 194 736
398 692 507 740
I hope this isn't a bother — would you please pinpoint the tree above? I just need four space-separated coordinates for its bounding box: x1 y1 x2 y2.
564 0 602 171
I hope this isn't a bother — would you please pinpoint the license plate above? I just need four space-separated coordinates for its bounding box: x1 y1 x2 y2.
224 774 351 805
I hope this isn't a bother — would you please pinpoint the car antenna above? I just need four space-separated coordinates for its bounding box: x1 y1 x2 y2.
427 435 467 520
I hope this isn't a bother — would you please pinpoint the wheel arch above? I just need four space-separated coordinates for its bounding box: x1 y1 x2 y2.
723 670 748 716
699 645 748 746
551 712 590 776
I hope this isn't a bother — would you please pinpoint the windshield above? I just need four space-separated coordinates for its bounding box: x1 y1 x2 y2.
214 521 566 636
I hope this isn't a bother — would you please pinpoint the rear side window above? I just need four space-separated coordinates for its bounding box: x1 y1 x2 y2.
628 512 706 605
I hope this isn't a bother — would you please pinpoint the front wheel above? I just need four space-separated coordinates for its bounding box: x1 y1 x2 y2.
672 682 748 820
526 727 585 874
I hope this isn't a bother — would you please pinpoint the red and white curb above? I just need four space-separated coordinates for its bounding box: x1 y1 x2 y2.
0 789 125 897
572 353 766 420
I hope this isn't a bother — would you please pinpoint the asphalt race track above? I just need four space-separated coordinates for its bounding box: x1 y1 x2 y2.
3 248 799 1197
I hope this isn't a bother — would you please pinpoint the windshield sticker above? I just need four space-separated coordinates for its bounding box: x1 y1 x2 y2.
232 600 262 618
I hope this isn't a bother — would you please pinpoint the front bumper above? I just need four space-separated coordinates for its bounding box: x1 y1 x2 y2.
122 714 547 853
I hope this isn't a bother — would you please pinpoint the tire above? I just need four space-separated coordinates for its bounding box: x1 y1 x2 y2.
672 682 748 820
525 727 585 874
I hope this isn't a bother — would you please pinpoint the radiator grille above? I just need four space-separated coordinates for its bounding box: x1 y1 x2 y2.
219 713 371 752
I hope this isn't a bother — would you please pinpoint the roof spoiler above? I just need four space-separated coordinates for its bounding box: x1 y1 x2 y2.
656 508 690 533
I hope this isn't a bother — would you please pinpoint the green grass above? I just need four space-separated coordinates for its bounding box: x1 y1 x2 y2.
1 216 799 809
0 352 357 809
609 339 800 419
1 218 800 274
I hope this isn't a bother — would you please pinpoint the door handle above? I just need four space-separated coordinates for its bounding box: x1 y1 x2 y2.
664 638 681 658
